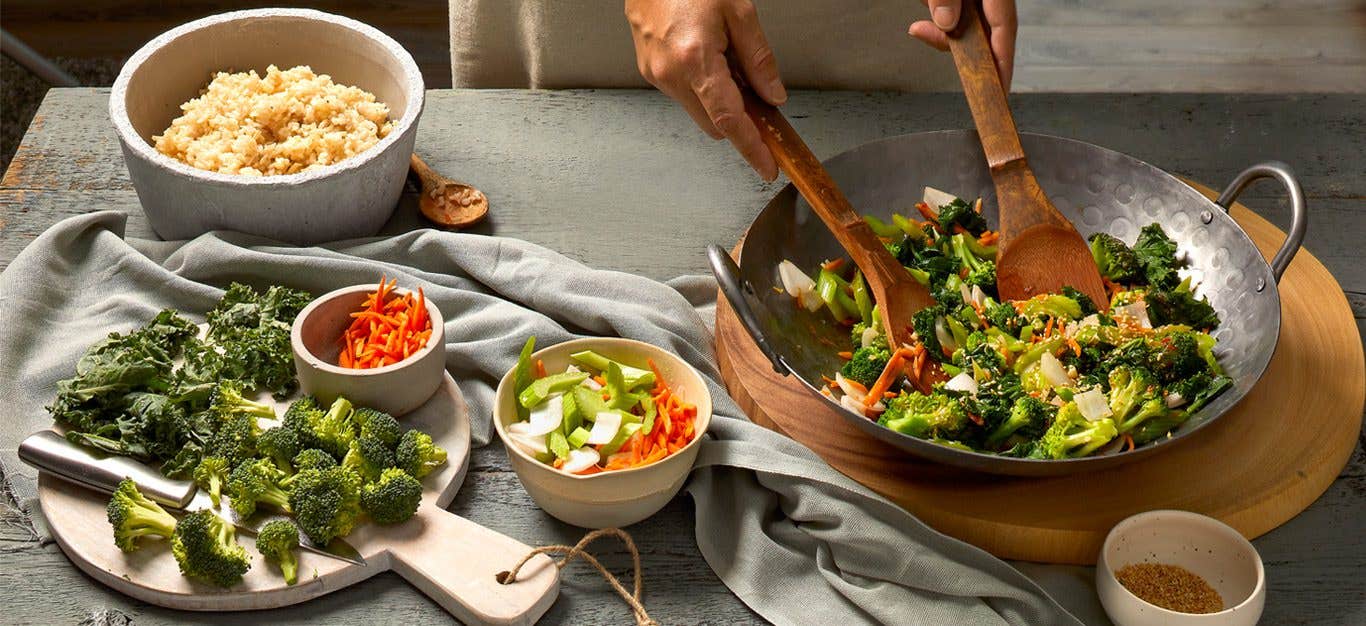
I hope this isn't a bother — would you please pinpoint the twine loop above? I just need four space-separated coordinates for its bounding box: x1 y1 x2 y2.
498 527 656 626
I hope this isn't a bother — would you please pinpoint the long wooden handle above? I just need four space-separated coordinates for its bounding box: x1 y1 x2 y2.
364 505 559 625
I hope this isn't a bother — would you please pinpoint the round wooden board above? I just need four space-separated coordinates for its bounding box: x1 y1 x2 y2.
715 184 1365 565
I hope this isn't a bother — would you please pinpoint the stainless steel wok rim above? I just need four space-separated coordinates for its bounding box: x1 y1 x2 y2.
714 129 1308 476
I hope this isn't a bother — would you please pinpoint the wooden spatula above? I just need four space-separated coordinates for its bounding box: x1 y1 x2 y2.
946 2 1108 307
736 88 941 392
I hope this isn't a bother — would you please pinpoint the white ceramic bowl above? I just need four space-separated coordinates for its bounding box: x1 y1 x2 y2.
1098 510 1266 626
110 8 424 244
291 284 445 416
494 338 713 528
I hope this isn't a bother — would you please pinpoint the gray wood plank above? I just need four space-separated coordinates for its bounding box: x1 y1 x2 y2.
1 88 1363 626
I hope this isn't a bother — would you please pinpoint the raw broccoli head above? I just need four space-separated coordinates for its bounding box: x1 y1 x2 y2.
360 467 423 525
205 412 261 467
839 344 892 388
282 395 323 449
1133 223 1182 289
293 448 339 472
936 198 989 236
355 408 403 448
258 427 302 473
192 455 231 509
396 430 448 479
227 458 292 518
312 397 357 458
1106 366 1160 422
986 395 1053 447
342 436 397 483
171 509 251 588
878 393 970 440
255 519 301 585
106 478 178 553
208 380 276 422
1029 403 1119 459
287 466 362 546
1087 233 1144 283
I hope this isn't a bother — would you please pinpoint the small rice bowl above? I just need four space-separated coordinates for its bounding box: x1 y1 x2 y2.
154 64 392 176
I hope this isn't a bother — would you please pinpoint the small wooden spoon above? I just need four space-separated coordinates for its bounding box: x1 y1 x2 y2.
410 153 489 228
737 89 941 392
946 2 1108 307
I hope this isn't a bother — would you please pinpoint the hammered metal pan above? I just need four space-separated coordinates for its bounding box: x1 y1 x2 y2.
711 130 1306 476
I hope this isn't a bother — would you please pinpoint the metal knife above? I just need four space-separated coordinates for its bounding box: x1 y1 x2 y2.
18 430 365 566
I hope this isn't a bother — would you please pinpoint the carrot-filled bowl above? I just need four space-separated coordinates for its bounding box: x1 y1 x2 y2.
493 337 713 528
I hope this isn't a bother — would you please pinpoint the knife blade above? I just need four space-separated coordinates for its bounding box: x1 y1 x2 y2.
18 430 365 566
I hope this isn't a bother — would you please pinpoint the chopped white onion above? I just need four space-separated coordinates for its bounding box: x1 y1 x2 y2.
834 373 867 403
778 260 816 297
560 447 601 474
839 394 868 415
1165 392 1187 408
970 285 988 308
523 394 564 436
1041 352 1074 388
959 283 973 306
861 326 881 348
1075 388 1113 421
798 289 824 312
1115 301 1152 329
582 377 603 391
587 411 623 445
934 318 958 354
945 372 979 396
922 186 958 211
507 431 547 455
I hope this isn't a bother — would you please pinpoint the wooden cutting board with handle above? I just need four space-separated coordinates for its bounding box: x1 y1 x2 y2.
37 373 560 625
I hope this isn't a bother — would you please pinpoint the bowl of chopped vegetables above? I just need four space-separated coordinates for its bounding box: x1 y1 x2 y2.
493 337 712 528
292 279 444 416
712 130 1307 475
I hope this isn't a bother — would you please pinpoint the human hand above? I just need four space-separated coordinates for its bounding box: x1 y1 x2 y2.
909 0 1018 89
625 0 785 180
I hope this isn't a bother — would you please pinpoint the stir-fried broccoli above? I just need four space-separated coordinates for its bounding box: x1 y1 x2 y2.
288 466 362 546
986 395 1052 446
1166 371 1233 415
879 393 970 439
193 456 231 509
936 198 989 236
172 509 251 587
227 458 292 518
258 427 302 473
360 468 423 525
1029 403 1119 459
840 344 892 387
1116 397 1170 434
355 408 403 448
1106 366 1160 422
982 299 1025 335
343 436 397 483
1088 233 1144 283
107 478 178 552
1131 409 1192 444
395 430 448 479
255 519 301 585
1148 331 1209 383
912 305 949 362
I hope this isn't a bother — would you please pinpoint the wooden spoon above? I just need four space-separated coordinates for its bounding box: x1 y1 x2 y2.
946 2 1108 307
737 88 941 392
410 153 489 228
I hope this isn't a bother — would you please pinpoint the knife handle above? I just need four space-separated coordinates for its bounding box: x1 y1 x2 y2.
18 430 196 509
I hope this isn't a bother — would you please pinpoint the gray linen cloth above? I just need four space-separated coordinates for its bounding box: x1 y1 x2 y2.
0 212 1081 625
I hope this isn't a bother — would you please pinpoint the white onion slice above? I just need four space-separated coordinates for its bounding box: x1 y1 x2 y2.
1040 352 1074 388
778 260 816 297
934 318 958 354
798 289 824 312
1165 392 1187 408
587 411 623 445
970 285 988 308
922 186 958 210
508 431 547 455
560 447 601 474
945 372 979 396
1115 301 1152 329
523 394 564 436
959 283 973 306
1075 388 1113 421
839 394 868 415
834 373 867 402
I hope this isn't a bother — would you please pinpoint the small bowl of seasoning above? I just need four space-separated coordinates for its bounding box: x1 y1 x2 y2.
1098 510 1265 626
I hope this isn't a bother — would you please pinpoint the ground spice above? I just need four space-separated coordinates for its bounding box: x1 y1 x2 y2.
1115 562 1224 614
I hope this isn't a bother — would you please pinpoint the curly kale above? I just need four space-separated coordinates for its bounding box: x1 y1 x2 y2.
935 198 989 236
1146 278 1220 331
1133 224 1182 289
207 282 311 397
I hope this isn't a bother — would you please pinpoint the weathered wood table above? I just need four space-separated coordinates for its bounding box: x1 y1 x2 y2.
1 89 1362 625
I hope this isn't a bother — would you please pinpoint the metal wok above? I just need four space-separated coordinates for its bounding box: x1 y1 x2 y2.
711 130 1306 476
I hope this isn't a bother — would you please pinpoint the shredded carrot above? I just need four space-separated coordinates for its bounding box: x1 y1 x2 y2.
837 351 853 360
1044 316 1056 338
339 277 434 369
535 359 547 379
1067 337 1082 357
822 258 846 272
915 201 938 222
1123 434 1135 452
863 348 916 407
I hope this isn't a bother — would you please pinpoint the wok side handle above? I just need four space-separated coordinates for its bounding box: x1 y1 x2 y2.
1214 161 1307 283
708 244 789 375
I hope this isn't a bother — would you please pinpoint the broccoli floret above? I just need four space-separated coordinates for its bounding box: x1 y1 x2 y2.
1087 233 1144 284
106 478 178 552
360 467 423 525
311 397 357 458
255 519 301 585
293 448 338 472
227 458 292 518
1146 278 1220 331
965 262 997 290
288 466 362 546
192 456 231 509
258 427 302 473
850 321 872 348
1116 397 1170 434
1166 372 1233 415
1149 331 1208 383
204 412 261 467
171 509 251 587
395 430 448 479
207 380 276 422
1017 294 1084 322
983 299 1025 335
282 396 323 450
840 344 892 387
1029 403 1119 459
986 395 1052 446
878 393 970 439
355 408 402 448
1133 223 1182 289
1131 409 1192 444
343 436 397 483
1106 366 1160 422
936 198 989 236
913 305 948 362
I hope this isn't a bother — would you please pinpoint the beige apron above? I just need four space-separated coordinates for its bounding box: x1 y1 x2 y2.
449 1 957 90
